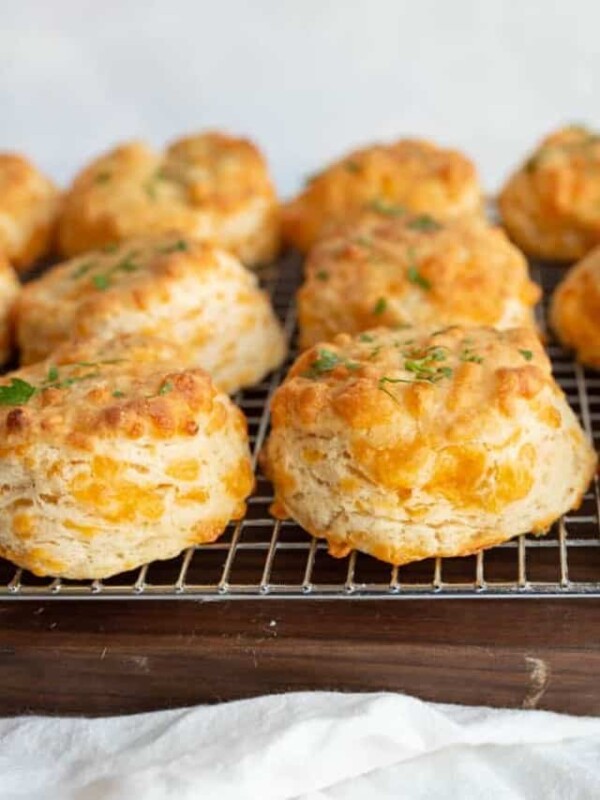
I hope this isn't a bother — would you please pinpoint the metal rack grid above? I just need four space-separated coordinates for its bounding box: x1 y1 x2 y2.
0 251 598 600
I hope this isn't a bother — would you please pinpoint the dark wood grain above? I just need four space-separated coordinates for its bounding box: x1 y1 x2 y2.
0 599 599 717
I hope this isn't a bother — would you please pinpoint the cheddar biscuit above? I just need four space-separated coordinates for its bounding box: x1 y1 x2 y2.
57 131 280 267
0 334 254 579
264 326 596 566
298 214 540 348
0 255 20 365
499 125 600 260
17 233 287 393
550 247 600 367
0 154 59 271
282 138 482 252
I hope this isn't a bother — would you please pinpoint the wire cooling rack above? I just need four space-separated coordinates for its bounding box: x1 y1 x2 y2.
0 250 599 599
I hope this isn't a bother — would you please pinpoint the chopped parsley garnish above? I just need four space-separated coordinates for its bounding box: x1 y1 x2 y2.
367 199 406 217
144 168 168 200
358 333 375 342
345 160 361 173
519 349 533 361
407 215 442 232
377 351 454 401
377 376 411 404
92 274 110 291
95 171 112 184
316 270 329 281
407 264 431 291
158 381 174 396
158 239 188 254
398 345 453 384
460 349 484 364
71 260 96 280
112 390 126 398
0 378 37 406
303 349 359 378
373 297 387 315
89 251 141 291
405 246 431 291
0 361 124 406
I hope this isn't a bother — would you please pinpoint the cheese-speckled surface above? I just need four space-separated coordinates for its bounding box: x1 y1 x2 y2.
57 131 280 267
0 334 254 579
0 154 59 272
500 126 600 261
17 232 287 393
264 325 597 567
298 213 540 348
551 246 600 368
282 138 483 253
0 255 19 366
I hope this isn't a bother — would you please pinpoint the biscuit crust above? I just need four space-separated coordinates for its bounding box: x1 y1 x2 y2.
550 246 600 367
17 233 287 393
264 326 596 566
0 154 59 271
0 335 254 579
0 255 20 366
298 214 540 348
282 138 483 252
57 132 280 267
499 125 600 260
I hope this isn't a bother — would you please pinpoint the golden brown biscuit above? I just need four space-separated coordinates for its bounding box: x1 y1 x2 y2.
0 334 254 579
16 233 287 393
550 246 600 367
57 131 280 267
298 214 540 348
264 326 596 566
0 154 59 271
0 255 20 366
499 125 600 260
282 138 483 252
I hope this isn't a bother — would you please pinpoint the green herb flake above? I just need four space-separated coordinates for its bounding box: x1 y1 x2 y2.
358 333 375 343
158 239 189 255
354 235 373 248
71 260 96 280
0 378 37 406
316 270 329 281
407 215 442 232
46 366 59 383
95 171 112 184
377 376 414 404
407 265 431 291
399 345 454 384
373 297 387 315
519 349 533 361
158 381 174 396
112 390 126 398
460 350 484 364
345 160 361 174
92 274 110 291
367 199 406 218
102 243 119 253
303 349 359 379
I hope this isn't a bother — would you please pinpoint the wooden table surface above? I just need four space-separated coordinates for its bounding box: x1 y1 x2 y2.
0 598 598 717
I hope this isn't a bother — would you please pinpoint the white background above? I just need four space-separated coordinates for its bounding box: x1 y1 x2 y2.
0 0 598 196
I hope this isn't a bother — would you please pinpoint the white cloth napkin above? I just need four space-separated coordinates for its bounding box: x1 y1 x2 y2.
1 691 600 800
